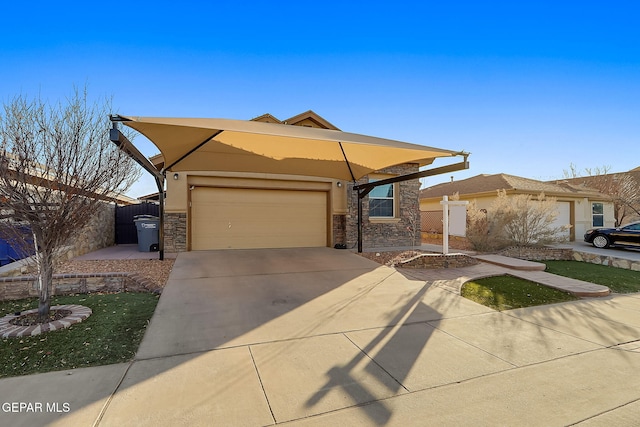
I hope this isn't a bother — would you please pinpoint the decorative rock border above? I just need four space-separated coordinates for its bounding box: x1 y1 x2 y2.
0 304 92 338
396 253 480 269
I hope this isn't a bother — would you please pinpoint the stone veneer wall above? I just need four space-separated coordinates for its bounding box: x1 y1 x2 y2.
34 202 116 264
0 203 116 277
63 202 115 260
346 164 421 249
164 212 187 252
498 246 574 261
498 246 640 272
573 251 640 271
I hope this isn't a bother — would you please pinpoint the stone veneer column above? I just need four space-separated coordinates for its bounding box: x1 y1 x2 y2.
332 214 347 247
164 212 187 252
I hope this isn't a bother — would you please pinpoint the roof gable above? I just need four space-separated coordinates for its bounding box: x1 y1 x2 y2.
250 110 340 130
251 113 282 124
420 173 607 200
283 110 340 130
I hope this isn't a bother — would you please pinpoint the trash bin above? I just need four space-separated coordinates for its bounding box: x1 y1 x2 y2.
133 215 160 252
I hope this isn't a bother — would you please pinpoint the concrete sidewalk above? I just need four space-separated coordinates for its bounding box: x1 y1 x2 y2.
1 248 639 426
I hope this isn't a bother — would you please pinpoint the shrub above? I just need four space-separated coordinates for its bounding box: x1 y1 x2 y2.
467 190 568 251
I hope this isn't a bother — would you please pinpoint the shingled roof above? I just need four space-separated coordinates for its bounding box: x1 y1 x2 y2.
420 173 607 200
555 168 640 190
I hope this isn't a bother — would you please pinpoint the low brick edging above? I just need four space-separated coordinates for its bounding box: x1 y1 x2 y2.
0 304 92 338
396 253 480 269
0 273 162 302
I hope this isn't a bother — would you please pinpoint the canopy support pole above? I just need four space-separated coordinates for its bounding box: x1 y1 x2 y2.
338 141 365 252
353 156 469 253
109 119 166 260
338 142 357 183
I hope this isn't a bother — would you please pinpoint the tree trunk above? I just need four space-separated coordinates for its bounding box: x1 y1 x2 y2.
36 246 54 323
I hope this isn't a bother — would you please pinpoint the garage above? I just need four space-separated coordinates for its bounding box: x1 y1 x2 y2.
551 201 571 242
190 186 328 250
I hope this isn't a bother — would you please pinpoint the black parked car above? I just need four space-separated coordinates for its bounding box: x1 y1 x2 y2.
584 221 640 249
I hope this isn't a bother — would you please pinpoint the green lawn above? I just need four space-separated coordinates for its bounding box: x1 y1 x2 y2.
462 275 578 311
544 260 640 294
0 292 159 378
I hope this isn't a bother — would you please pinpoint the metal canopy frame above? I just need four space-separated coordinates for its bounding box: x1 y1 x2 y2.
353 155 469 252
109 114 469 255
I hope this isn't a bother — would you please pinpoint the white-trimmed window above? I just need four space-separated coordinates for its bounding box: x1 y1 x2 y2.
592 202 604 227
369 180 395 218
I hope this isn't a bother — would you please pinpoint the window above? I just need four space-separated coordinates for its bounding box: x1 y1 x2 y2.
592 203 604 227
369 180 395 218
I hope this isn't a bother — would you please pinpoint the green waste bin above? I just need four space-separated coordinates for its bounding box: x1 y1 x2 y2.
134 215 159 252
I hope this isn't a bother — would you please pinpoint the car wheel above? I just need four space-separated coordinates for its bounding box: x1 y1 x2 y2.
592 235 610 249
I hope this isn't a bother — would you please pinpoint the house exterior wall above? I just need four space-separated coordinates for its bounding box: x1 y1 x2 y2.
162 165 420 251
420 193 615 242
345 163 421 248
573 197 616 237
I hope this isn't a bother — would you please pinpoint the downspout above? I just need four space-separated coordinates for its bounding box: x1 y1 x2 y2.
109 117 166 260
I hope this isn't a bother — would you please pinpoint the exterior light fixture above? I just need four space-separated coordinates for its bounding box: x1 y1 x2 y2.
173 173 179 180
336 181 342 188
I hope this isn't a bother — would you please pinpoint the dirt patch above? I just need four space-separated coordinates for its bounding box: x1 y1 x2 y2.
10 309 72 326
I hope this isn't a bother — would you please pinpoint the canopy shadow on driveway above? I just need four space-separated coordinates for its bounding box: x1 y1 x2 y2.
96 247 497 425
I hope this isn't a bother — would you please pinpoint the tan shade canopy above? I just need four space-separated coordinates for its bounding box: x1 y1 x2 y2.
121 116 463 181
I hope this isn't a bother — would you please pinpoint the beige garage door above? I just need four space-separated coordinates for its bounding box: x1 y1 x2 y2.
191 187 327 250
551 201 571 242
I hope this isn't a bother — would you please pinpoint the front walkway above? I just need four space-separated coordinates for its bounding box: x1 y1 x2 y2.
1 248 639 426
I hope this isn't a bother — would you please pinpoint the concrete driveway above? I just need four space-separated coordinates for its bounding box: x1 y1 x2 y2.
2 247 640 426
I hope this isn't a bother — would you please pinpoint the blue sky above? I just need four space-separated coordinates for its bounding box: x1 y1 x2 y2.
2 1 639 197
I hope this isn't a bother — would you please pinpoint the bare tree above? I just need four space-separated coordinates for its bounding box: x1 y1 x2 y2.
466 191 566 251
496 191 566 246
0 88 141 322
563 163 640 226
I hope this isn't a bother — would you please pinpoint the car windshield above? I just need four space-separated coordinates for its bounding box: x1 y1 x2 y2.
623 223 640 231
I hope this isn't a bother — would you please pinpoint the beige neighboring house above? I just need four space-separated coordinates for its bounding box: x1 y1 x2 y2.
419 173 616 242
553 166 640 226
142 110 461 252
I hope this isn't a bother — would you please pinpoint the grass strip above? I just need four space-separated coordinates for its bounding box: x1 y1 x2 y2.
544 260 640 294
462 275 578 311
0 292 159 378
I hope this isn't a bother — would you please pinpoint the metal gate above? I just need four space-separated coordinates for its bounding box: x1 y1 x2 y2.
115 203 160 244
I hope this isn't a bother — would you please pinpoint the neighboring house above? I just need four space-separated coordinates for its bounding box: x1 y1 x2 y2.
147 110 427 251
419 173 615 242
553 167 640 226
